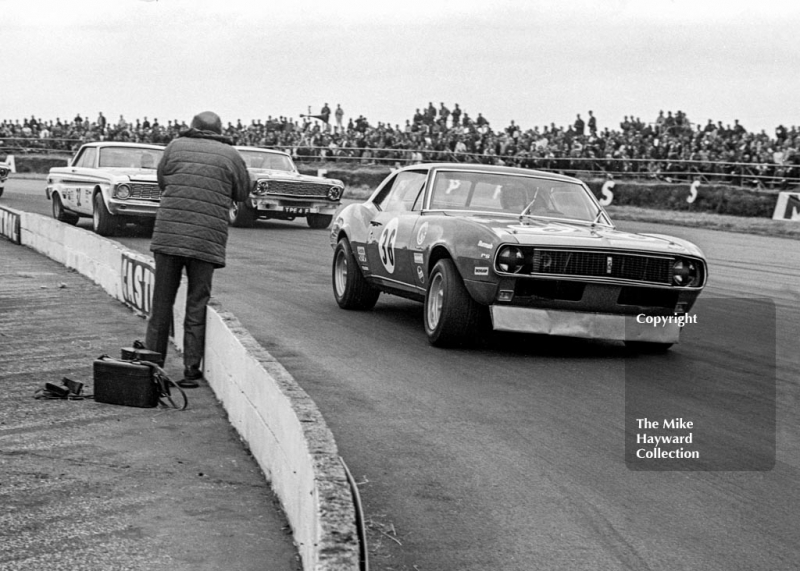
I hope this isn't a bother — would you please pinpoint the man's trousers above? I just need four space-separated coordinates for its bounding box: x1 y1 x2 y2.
145 253 215 375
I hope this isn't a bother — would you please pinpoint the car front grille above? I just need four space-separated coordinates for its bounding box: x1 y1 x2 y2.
266 180 334 198
129 183 161 201
532 249 672 284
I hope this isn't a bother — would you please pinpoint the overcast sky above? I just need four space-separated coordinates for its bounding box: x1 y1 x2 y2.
4 0 800 134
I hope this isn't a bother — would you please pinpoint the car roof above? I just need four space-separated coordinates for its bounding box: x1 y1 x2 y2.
234 146 290 157
79 142 165 150
397 162 582 184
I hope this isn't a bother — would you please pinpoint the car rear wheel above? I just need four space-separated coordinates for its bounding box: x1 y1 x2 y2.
52 193 79 225
425 258 485 347
92 192 117 236
307 214 333 229
624 341 674 353
229 200 256 227
332 238 380 310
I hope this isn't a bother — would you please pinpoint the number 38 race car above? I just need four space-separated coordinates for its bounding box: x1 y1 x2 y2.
330 163 707 350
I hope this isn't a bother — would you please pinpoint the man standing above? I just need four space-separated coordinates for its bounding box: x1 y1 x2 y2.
320 103 331 132
334 104 344 132
145 111 250 388
574 113 585 136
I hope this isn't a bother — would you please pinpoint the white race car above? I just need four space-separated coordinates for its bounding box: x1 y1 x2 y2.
46 142 165 235
229 146 344 229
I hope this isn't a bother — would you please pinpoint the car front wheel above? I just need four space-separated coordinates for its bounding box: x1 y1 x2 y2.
425 258 485 347
92 192 117 236
332 238 380 309
52 193 79 225
229 200 256 227
308 214 333 229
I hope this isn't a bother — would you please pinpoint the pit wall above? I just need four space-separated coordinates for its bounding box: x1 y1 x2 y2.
3 206 359 571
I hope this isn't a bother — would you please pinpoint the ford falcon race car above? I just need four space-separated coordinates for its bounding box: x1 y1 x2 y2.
330 163 707 350
0 162 11 197
230 146 344 229
46 142 165 236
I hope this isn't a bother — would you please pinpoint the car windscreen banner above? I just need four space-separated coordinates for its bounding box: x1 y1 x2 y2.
0 206 21 244
121 252 155 316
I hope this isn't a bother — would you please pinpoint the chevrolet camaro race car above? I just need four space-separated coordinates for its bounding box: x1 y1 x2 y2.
330 163 708 349
46 142 165 236
229 146 344 229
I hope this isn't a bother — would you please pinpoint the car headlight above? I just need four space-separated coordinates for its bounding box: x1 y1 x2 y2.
115 184 131 199
496 246 524 274
254 180 269 195
672 258 701 287
327 186 343 201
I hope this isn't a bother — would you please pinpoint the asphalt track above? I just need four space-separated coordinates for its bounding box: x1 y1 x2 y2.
5 178 800 571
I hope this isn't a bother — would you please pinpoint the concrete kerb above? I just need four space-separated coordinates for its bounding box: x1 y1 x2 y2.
9 210 360 571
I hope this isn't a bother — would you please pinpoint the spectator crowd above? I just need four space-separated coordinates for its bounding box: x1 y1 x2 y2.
3 103 800 187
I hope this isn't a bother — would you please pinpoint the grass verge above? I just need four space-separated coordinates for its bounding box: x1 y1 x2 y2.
606 205 800 241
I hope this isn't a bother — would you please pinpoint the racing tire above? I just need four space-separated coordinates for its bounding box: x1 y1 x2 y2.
424 258 486 347
52 193 79 225
332 238 380 310
92 192 118 236
624 341 674 353
229 200 256 228
307 214 333 229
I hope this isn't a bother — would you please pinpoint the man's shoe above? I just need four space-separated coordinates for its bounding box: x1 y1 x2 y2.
178 368 203 388
177 377 200 389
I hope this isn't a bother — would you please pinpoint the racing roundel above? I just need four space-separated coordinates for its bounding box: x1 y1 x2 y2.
416 222 429 246
379 217 400 273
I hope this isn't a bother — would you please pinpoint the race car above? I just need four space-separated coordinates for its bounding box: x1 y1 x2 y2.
330 163 707 349
46 142 165 235
229 146 344 229
0 162 10 197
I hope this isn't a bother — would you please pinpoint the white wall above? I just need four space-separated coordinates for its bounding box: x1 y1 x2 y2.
15 210 360 571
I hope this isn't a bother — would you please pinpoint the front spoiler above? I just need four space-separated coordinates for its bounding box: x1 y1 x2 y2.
490 306 681 343
107 199 159 217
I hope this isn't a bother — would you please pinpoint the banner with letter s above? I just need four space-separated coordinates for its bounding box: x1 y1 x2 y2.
121 252 155 316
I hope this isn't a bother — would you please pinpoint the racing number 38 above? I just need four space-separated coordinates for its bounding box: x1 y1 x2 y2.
378 218 399 274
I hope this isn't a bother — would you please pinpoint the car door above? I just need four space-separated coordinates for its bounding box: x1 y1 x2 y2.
63 146 97 214
364 170 428 293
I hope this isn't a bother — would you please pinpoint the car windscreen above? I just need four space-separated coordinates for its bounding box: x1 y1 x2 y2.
428 171 599 222
98 147 163 169
238 150 296 172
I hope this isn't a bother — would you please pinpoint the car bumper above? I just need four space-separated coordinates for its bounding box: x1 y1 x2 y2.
251 197 339 215
490 306 681 343
107 199 159 217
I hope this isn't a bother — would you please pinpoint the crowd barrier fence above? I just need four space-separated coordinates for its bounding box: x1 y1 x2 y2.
3 139 799 189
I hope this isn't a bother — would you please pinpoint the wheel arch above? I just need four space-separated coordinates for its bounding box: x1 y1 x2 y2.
92 185 105 202
333 226 350 246
427 244 454 275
